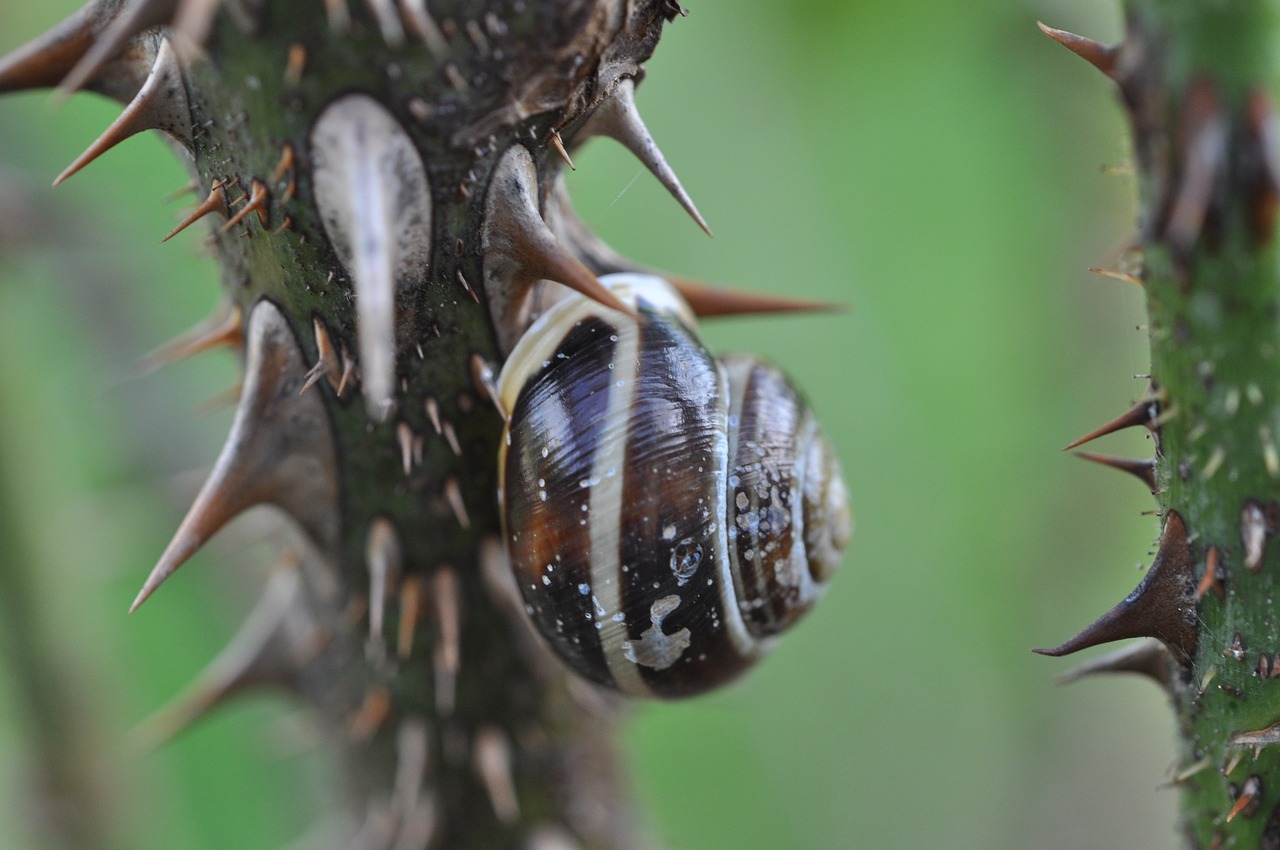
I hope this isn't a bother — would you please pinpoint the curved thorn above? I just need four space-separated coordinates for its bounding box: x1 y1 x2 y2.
137 300 242 374
581 77 712 236
482 145 632 350
1036 21 1118 77
59 0 179 97
130 300 339 611
1055 637 1171 687
0 3 98 95
1034 511 1197 662
54 37 191 186
129 565 314 750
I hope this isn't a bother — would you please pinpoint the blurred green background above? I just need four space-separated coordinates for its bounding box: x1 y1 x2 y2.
0 1 1177 848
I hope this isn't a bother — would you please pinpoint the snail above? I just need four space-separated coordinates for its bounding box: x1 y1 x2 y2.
496 273 851 698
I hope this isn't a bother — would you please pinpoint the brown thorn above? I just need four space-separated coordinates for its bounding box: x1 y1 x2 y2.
269 143 295 185
54 37 191 186
1087 267 1144 286
1228 776 1263 822
1246 89 1280 245
162 178 234 242
1072 451 1158 493
283 43 306 87
1033 510 1198 662
666 274 841 318
324 0 351 30
271 216 293 236
164 181 197 202
171 0 223 46
433 567 461 675
471 354 503 416
137 301 242 375
0 5 97 95
397 575 423 660
219 179 269 233
1036 21 1118 77
58 0 179 97
347 686 391 741
1165 78 1228 257
580 78 712 236
549 130 575 170
1196 545 1223 601
299 317 342 395
1063 397 1160 451
337 344 357 398
1054 638 1171 687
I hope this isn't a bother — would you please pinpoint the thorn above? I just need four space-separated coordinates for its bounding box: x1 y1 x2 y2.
283 42 306 87
391 717 433 845
337 344 357 398
1245 88 1280 244
473 727 520 824
482 145 633 348
164 181 197 202
300 317 342 395
1087 266 1143 286
1242 499 1275 573
1054 638 1171 687
1196 545 1223 601
471 354 503 416
1228 776 1263 822
398 575 423 659
54 37 192 186
137 301 242 374
312 95 433 418
162 178 234 242
442 421 461 456
1034 510 1198 662
366 518 402 652
58 0 179 97
580 78 712 236
129 301 339 612
424 397 442 434
1165 78 1228 258
347 686 391 741
433 567 460 715
271 216 293 236
129 566 314 750
1073 451 1157 492
549 130 575 170
1232 722 1280 749
219 178 269 232
269 144 295 186
666 274 839 317
172 0 223 48
399 0 449 57
397 421 415 474
324 0 350 31
1063 397 1160 451
1036 21 1118 77
364 0 406 46
444 477 470 528
0 4 98 94
456 268 479 302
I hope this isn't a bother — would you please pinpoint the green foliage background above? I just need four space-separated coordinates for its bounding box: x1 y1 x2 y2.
0 1 1172 848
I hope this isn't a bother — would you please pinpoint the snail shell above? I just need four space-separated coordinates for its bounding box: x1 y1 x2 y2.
497 274 850 698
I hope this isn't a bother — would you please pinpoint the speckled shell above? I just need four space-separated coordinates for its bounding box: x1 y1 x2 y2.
497 274 850 698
